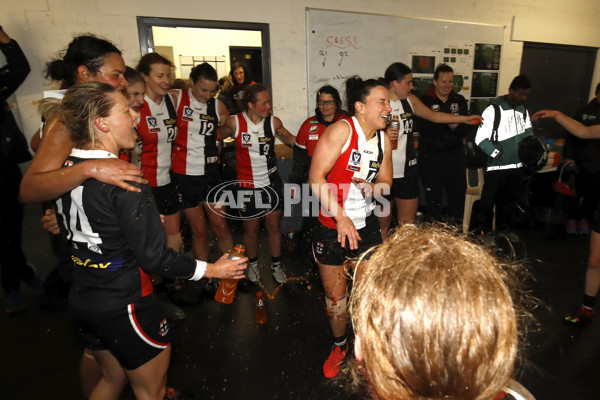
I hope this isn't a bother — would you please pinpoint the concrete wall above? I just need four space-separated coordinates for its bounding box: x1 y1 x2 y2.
4 0 600 143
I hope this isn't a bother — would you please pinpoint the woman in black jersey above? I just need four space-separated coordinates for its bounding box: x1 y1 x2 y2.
45 82 246 399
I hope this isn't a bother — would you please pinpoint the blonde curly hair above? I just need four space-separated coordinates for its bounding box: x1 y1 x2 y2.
349 224 520 400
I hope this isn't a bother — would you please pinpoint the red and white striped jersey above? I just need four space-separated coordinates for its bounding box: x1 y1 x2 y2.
233 112 280 188
318 116 384 230
137 94 177 187
172 89 220 176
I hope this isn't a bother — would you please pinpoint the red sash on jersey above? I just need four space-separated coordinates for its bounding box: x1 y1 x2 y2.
137 101 159 187
172 89 191 175
318 118 360 229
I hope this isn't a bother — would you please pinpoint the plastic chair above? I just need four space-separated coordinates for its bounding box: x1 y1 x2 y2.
463 167 484 233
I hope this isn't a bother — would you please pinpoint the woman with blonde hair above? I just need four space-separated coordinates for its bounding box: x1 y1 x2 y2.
349 224 531 400
45 81 246 399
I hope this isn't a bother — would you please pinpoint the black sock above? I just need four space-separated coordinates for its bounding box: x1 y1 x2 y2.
333 335 348 350
583 294 596 309
271 256 281 270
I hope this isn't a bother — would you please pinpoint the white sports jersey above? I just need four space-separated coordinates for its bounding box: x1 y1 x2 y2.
137 94 177 187
233 112 279 189
172 89 220 176
389 97 417 179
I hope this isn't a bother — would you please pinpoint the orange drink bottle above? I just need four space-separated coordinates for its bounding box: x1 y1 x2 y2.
214 244 246 304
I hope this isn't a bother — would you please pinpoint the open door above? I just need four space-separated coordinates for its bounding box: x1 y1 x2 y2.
137 17 271 89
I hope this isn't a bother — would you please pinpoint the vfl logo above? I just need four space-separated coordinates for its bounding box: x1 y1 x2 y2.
206 180 280 220
146 116 159 133
242 133 252 147
158 318 169 337
347 149 361 172
183 106 194 121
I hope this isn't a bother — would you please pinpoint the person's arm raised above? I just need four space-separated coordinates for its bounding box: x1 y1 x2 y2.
410 93 481 125
20 117 146 203
532 109 600 139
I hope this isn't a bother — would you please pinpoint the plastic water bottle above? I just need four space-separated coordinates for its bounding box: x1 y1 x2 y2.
256 291 267 324
215 244 246 304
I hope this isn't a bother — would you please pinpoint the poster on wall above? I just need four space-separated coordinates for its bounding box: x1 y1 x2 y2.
470 43 501 112
471 72 499 98
473 44 501 70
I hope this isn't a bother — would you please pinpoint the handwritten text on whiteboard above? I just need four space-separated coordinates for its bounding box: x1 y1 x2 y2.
326 36 360 49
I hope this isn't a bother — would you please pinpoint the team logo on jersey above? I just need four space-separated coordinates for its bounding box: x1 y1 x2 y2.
401 112 412 119
347 149 361 172
182 106 194 121
146 116 159 133
309 125 319 133
369 161 381 169
431 104 440 112
63 160 74 167
450 103 459 113
315 241 324 255
242 133 252 147
309 134 319 140
158 318 169 336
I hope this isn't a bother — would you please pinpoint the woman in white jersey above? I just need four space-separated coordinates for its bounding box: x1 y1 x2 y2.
170 63 234 260
379 62 480 239
309 76 393 379
135 53 183 254
220 83 295 285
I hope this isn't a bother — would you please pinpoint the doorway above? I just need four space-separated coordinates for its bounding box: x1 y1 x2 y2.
520 42 597 137
229 46 263 84
136 17 271 89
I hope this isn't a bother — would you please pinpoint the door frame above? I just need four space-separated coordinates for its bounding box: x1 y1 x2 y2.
136 16 271 89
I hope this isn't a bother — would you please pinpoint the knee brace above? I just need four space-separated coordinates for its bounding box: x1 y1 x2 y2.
325 296 348 318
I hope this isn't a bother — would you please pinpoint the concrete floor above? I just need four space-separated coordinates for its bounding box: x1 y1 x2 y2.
1 202 600 399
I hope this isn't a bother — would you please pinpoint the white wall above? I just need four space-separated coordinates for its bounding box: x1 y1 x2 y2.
152 27 262 79
4 0 600 143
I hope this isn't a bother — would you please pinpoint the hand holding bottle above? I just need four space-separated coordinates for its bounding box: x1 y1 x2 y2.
387 115 400 149
206 252 247 280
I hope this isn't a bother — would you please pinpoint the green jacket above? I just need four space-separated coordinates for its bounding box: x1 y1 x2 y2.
475 96 533 170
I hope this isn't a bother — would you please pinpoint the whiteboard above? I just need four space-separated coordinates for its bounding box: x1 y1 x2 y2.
306 9 505 113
